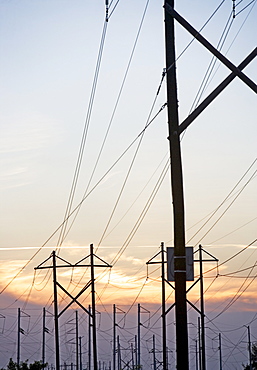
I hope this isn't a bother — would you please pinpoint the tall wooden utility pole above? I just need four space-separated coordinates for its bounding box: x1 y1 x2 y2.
146 242 167 370
17 309 30 368
76 311 79 370
137 303 141 369
88 305 91 370
113 304 116 370
42 307 46 366
161 242 167 370
113 304 125 370
164 0 257 367
164 0 189 368
219 333 222 370
17 307 21 367
199 245 206 370
90 244 98 370
247 326 252 370
52 251 60 370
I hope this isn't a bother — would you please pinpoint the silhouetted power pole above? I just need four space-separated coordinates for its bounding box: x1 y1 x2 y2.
42 307 52 366
35 244 111 370
113 305 125 370
219 333 222 370
164 0 188 367
17 308 30 367
164 1 256 368
137 304 150 369
146 242 167 370
247 326 253 370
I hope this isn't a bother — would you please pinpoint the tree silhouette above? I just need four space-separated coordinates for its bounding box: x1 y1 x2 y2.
242 343 257 370
1 359 46 370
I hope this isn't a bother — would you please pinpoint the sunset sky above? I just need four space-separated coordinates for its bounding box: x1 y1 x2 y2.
0 0 257 368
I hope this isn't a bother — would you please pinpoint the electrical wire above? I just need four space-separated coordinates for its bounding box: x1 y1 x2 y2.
0 106 164 296
101 153 169 243
57 10 109 250
236 0 256 16
97 86 162 248
197 0 257 96
188 159 257 246
62 0 151 246
189 10 234 114
209 216 257 245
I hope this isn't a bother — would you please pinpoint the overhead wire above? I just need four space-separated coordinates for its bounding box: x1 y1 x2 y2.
189 166 257 245
2 2 256 363
97 85 162 248
166 0 226 73
60 103 167 298
197 0 257 97
236 0 256 16
188 159 257 246
110 158 170 267
209 215 257 245
57 7 109 250
206 237 257 275
62 0 151 246
210 262 257 320
101 152 169 243
188 9 235 114
0 0 231 305
108 0 121 19
0 105 164 296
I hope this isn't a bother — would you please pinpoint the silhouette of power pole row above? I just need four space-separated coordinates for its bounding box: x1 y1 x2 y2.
35 244 112 370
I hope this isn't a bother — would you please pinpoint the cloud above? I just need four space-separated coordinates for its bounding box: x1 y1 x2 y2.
0 112 60 190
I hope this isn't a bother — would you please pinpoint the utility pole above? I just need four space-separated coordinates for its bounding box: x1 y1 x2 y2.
219 333 222 370
199 245 206 370
53 250 60 370
17 308 29 367
17 307 21 367
137 304 141 369
195 340 198 370
194 245 218 370
164 0 188 368
76 311 79 370
90 244 98 370
146 242 167 370
42 307 45 366
113 304 116 370
163 0 256 366
135 335 137 368
79 336 82 370
161 242 167 370
131 342 135 369
198 317 202 370
117 335 121 370
112 305 125 370
137 304 149 369
88 305 91 370
35 246 111 370
35 245 111 370
42 307 46 366
152 335 157 370
247 326 252 370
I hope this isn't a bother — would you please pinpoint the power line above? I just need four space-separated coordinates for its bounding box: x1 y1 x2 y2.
62 0 151 247
187 158 257 246
57 11 109 249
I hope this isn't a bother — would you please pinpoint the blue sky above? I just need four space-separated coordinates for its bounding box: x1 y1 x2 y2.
0 0 257 368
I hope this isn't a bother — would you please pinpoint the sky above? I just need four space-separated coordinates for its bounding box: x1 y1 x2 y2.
0 0 257 369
